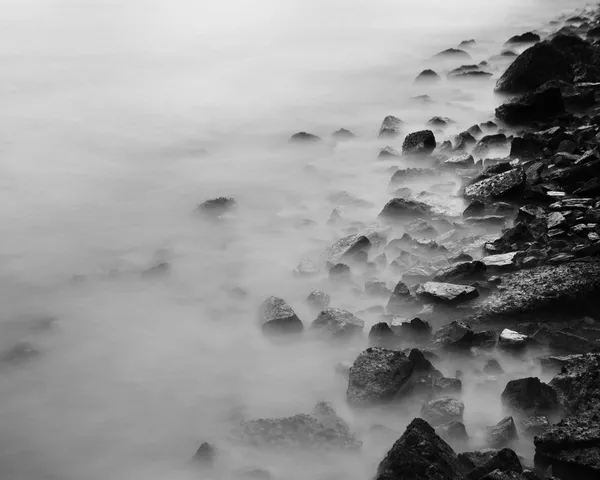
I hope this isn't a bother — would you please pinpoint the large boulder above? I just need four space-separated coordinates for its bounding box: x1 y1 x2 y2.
505 32 540 45
501 377 559 418
402 130 437 155
311 308 364 340
347 348 413 406
258 297 303 335
374 418 465 480
393 317 432 344
430 321 475 351
495 83 565 126
495 42 573 93
417 282 479 304
421 397 465 426
486 417 518 448
235 401 361 449
466 448 523 480
306 290 331 312
464 168 525 200
436 421 468 445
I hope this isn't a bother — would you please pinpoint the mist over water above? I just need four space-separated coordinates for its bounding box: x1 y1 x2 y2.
0 1 591 479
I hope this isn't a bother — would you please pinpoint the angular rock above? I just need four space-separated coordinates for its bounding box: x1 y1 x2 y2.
402 130 437 155
484 358 504 375
501 377 559 418
293 258 319 276
306 290 331 312
434 48 472 60
421 397 465 426
332 128 356 139
379 115 404 138
393 317 432 344
505 32 540 45
430 321 475 351
417 282 479 304
312 308 364 340
549 353 600 415
465 169 525 200
521 415 549 437
467 448 523 480
192 442 217 467
487 417 518 448
480 252 521 272
379 198 432 221
379 146 401 159
433 261 486 284
258 297 303 335
445 153 475 168
198 197 236 216
323 234 371 264
436 421 469 445
498 329 531 352
496 84 565 126
369 322 397 348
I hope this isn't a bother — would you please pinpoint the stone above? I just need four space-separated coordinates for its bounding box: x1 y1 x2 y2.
369 322 397 348
498 329 531 351
435 377 463 396
484 359 504 375
289 132 322 143
487 417 518 448
323 234 371 264
394 317 432 344
549 353 600 415
501 377 559 418
531 327 592 354
421 397 465 426
332 128 356 139
445 154 475 168
433 261 486 284
312 308 364 340
430 321 475 351
293 258 319 276
347 348 413 406
379 146 401 159
192 442 217 467
505 32 540 45
429 116 454 126
306 290 330 312
467 448 523 480
436 421 469 445
379 115 404 138
402 130 437 155
521 415 550 437
416 69 441 83
329 263 351 281
480 252 521 272
496 83 565 126
465 169 525 200
390 167 439 186
434 48 472 60
379 198 432 221
374 418 464 480
258 297 303 335
198 197 236 216
417 282 479 304
365 279 392 297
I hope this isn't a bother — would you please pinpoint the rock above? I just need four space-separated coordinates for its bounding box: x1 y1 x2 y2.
0 341 40 364
501 377 559 418
549 353 600 415
498 329 531 352
379 146 401 159
505 32 541 45
531 327 592 354
416 69 441 83
347 348 413 406
434 48 472 60
323 233 372 264
198 197 236 216
312 308 364 340
306 290 330 312
521 415 550 437
236 401 361 449
436 421 469 444
445 154 475 168
293 258 319 276
421 397 465 426
402 130 437 155
379 115 404 138
480 252 521 272
365 279 392 297
480 471 528 480
429 116 454 127
417 282 479 304
451 71 493 81
467 448 523 480
435 377 463 396
192 442 217 467
460 39 476 48
430 321 475 351
472 330 498 349
289 132 321 143
369 322 397 348
332 128 356 139
258 297 303 335
510 135 546 159
496 83 565 126
433 261 486 284
379 198 432 221
407 219 438 237
487 417 518 448
329 263 351 281
394 317 432 344
455 131 478 150
484 359 504 375
374 418 464 480
495 42 573 93
465 169 525 200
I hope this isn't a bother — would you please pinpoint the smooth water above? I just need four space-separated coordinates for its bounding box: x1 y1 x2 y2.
0 1 591 479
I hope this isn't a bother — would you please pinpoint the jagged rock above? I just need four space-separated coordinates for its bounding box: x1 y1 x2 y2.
445 154 475 168
198 197 236 216
390 167 439 186
532 327 592 354
365 279 392 297
402 130 437 155
430 321 475 351
379 115 404 138
460 39 476 48
521 415 550 437
480 252 521 272
235 401 361 449
407 219 438 237
472 330 498 349
458 450 500 473
467 448 523 480
332 128 356 139
192 442 217 467
498 329 531 351
487 417 518 448
496 83 565 126
387 281 419 314
323 234 372 264
379 198 432 221
495 42 573 93
465 169 525 200
549 353 600 414
484 359 504 375
306 290 330 312
416 69 441 83
421 397 465 426
505 32 541 45
379 146 401 159
258 297 303 335
429 116 454 126
369 322 397 348
393 317 432 344
293 258 319 276
501 377 559 418
433 261 486 284
436 421 469 444
510 135 546 159
312 308 364 340
347 348 413 406
434 48 472 60
417 282 479 304
374 418 464 480
233 468 272 480
455 131 478 150
435 377 463 396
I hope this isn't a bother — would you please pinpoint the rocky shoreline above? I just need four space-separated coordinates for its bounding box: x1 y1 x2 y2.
194 4 600 480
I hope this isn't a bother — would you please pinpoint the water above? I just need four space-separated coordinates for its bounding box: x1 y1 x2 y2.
0 1 591 479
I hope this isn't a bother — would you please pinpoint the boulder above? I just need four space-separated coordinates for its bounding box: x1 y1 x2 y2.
434 48 472 60
521 415 550 437
436 421 469 444
323 234 372 264
379 115 404 138
192 442 217 467
421 397 465 426
480 252 521 272
487 417 518 448
365 279 392 297
306 290 331 312
312 308 364 340
416 69 441 83
402 130 437 155
379 146 401 159
293 258 319 276
445 154 475 168
258 297 303 335
549 353 600 415
435 377 463 396
433 261 486 284
374 418 464 480
235 401 361 449
332 128 356 139
484 359 504 375
390 167 440 186
347 348 413 406
430 321 475 351
501 377 559 418
504 32 541 45
289 132 322 143
198 197 236 216
531 327 592 354
379 198 433 221
369 322 397 348
498 329 531 351
510 135 546 159
393 317 432 344
417 282 479 304
329 263 351 281
496 84 565 126
466 448 523 480
464 169 525 200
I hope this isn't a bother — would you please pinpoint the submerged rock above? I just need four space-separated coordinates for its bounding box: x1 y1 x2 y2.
416 69 441 83
312 308 364 340
487 417 518 448
421 397 465 426
417 282 479 304
369 322 397 348
434 48 472 60
379 198 432 221
402 130 437 155
501 377 559 418
198 197 236 216
323 234 372 264
289 132 322 143
379 115 404 138
258 297 303 335
496 83 565 126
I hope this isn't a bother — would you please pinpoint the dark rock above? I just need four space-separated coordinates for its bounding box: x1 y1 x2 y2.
455 131 478 150
521 415 549 437
394 317 432 344
472 330 498 349
495 42 573 93
289 132 322 143
430 321 475 351
436 421 469 444
445 153 475 168
496 83 565 126
236 401 361 449
332 128 356 139
198 197 236 216
484 359 504 375
379 146 401 159
347 347 413 406
433 261 486 284
531 326 592 354
402 130 437 155
312 308 364 340
365 279 392 297
323 234 372 264
390 167 440 186
549 353 600 415
421 397 465 426
416 69 441 83
369 322 397 348
487 417 518 448
258 297 303 335
498 329 531 352
451 71 493 80
510 135 546 159
429 116 454 126
465 169 525 200
501 377 559 418
329 263 351 281
379 115 404 138
379 198 432 221
505 32 541 45
417 282 479 304
306 290 330 312
435 377 463 396
374 418 464 480
192 442 217 467
467 448 523 480
434 48 472 60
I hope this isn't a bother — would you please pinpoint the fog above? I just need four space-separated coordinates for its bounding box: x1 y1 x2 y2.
0 1 590 479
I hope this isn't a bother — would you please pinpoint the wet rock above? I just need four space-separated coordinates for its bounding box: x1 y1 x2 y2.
496 83 565 126
289 132 322 143
393 317 432 344
369 322 397 348
433 261 486 284
198 197 236 216
312 308 363 340
192 442 217 467
472 330 498 349
402 130 437 155
521 415 550 437
436 421 469 444
379 146 401 159
323 233 371 264
430 321 475 351
548 353 600 415
467 448 523 480
347 347 413 406
480 252 522 272
505 32 541 45
465 168 525 200
435 377 463 396
501 377 559 418
258 296 303 335
495 42 573 94
379 198 433 221
445 153 475 168
379 115 404 138
416 69 441 83
374 418 464 480
417 282 479 304
421 397 465 426
434 48 472 60
306 290 330 312
236 401 361 449
329 263 351 281
498 329 531 352
484 359 504 375
293 258 319 276
455 131 478 150
487 417 518 448
531 327 592 354
510 135 546 159
332 128 356 139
